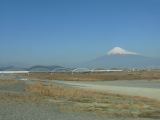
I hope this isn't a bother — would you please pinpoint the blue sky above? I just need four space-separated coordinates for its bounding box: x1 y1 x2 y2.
0 0 160 66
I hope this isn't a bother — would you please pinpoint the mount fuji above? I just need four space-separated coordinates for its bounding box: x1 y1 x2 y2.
82 47 160 69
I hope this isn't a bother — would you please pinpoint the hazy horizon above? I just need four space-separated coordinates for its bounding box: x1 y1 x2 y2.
1 0 160 66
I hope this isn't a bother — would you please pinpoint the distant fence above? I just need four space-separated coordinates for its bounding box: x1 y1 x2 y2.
72 68 90 74
71 68 123 74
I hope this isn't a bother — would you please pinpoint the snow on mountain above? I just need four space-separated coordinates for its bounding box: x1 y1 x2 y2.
107 47 138 55
81 47 160 69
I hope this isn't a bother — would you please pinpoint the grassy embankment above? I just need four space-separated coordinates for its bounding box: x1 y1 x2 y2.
25 82 160 118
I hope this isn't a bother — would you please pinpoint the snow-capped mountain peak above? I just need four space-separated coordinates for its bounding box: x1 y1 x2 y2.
107 47 138 55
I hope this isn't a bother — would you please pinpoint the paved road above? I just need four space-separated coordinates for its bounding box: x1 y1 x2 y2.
53 80 160 101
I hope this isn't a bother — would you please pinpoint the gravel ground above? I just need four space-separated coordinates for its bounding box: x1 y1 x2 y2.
0 100 157 120
0 81 26 92
0 77 160 120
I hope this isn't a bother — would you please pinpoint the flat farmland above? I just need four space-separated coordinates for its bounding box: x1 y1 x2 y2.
19 70 160 81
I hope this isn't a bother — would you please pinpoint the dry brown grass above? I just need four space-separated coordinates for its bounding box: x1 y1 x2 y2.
0 74 160 118
0 91 43 103
25 82 160 118
19 70 160 81
25 82 104 101
0 80 20 85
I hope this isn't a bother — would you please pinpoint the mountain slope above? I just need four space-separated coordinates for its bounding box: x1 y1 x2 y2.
28 65 65 72
0 65 68 72
82 47 160 69
0 66 27 71
86 55 160 68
